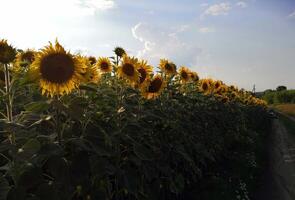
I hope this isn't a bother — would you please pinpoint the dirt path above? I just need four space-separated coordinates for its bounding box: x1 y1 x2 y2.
268 119 295 200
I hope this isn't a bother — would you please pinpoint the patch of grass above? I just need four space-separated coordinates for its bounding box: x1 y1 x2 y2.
279 114 295 134
275 104 295 117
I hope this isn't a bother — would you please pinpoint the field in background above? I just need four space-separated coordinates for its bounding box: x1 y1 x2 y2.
274 104 295 117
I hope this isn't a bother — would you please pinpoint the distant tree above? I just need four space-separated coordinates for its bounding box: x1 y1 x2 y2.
264 89 273 94
276 86 287 91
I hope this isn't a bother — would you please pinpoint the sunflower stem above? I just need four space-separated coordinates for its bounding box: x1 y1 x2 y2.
3 63 15 144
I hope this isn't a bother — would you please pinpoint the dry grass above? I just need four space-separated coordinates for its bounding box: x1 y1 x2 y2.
274 104 295 117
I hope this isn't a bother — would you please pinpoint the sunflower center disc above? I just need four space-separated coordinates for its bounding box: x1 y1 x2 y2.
100 62 109 70
122 63 134 76
138 68 147 83
164 63 173 71
22 52 35 63
202 83 209 91
148 78 162 93
181 71 188 79
40 53 75 84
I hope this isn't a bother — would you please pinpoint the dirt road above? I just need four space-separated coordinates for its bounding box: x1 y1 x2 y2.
268 119 295 200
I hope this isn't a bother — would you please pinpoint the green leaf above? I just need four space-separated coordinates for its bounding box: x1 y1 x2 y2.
6 187 26 200
20 139 41 158
133 144 154 161
0 176 10 200
24 101 50 113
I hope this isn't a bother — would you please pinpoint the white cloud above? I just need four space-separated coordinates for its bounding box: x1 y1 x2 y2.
203 3 232 16
200 3 209 7
288 10 295 18
199 27 215 33
131 23 203 66
236 1 247 8
78 0 115 12
0 0 115 50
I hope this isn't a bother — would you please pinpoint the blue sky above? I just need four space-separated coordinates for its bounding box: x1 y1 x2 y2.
1 0 295 91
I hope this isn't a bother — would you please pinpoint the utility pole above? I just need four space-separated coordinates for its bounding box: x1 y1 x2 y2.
252 84 256 96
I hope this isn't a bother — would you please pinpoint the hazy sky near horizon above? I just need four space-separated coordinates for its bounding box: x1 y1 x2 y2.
1 0 294 91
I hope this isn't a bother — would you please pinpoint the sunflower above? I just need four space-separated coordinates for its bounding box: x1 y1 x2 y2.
117 55 140 83
213 80 223 90
215 85 227 95
142 74 166 99
14 49 36 71
82 66 100 84
189 71 199 82
88 56 97 65
200 79 210 93
96 57 112 73
136 60 153 88
178 66 190 83
159 59 177 76
0 39 17 64
78 56 100 84
114 47 126 57
29 40 85 97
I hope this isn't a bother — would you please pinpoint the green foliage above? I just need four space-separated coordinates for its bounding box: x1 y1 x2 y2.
262 90 295 104
0 75 271 200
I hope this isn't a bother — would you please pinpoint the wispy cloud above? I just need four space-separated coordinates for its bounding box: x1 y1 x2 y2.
203 2 232 16
131 22 202 66
288 10 295 18
78 0 115 12
199 27 215 33
236 1 247 8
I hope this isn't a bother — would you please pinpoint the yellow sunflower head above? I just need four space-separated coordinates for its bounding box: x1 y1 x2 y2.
189 71 199 82
114 47 126 57
88 56 97 65
142 74 166 99
117 55 140 83
214 80 222 90
14 49 36 71
0 39 17 64
178 66 190 83
159 59 177 76
96 57 112 73
137 60 153 87
29 40 85 97
215 85 227 95
81 66 100 84
200 79 210 93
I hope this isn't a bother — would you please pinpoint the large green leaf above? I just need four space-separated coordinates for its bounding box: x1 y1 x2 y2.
0 176 10 200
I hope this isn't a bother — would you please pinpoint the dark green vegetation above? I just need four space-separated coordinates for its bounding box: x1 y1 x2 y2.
0 76 271 200
262 89 295 104
279 114 295 134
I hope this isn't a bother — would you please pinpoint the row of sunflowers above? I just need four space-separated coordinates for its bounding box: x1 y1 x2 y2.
0 39 271 200
0 39 266 107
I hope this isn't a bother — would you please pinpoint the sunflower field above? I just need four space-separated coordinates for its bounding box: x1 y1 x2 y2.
0 39 270 200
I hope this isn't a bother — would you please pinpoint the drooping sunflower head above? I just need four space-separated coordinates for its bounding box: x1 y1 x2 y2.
88 56 97 65
178 66 190 83
137 59 153 87
96 57 112 73
29 40 85 97
14 49 36 70
142 74 166 99
159 59 177 76
114 47 126 57
189 71 199 82
117 55 140 83
0 39 17 64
